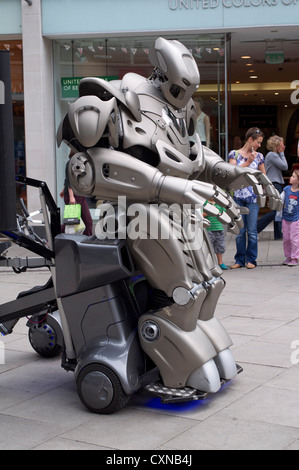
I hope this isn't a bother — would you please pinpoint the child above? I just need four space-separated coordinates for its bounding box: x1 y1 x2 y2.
281 169 299 266
203 199 228 270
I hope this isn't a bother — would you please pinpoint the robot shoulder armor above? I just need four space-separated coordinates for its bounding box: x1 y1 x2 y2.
79 77 125 104
120 72 147 91
68 95 119 148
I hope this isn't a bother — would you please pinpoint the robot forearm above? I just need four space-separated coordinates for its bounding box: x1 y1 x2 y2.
199 148 283 211
209 159 283 211
196 147 252 190
69 148 163 203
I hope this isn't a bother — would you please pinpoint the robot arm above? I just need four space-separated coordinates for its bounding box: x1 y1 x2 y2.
69 148 236 227
198 147 283 212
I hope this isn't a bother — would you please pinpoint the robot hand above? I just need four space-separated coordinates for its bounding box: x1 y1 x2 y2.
212 187 246 234
157 175 243 233
211 160 283 212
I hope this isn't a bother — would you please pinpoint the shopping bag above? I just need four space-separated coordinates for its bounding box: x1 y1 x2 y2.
63 204 81 225
65 218 86 234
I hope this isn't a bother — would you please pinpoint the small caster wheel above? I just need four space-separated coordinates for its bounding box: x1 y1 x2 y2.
28 317 62 358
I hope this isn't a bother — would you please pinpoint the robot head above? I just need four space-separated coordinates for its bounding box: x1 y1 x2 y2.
149 37 200 109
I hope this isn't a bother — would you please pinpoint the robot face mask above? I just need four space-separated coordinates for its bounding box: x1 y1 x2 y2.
149 37 200 109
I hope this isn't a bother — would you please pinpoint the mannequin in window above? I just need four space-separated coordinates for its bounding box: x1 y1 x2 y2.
190 97 210 148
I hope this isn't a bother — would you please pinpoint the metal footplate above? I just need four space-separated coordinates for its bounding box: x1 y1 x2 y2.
144 363 243 404
144 383 208 403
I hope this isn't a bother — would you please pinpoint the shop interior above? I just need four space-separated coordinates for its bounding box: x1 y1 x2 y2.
229 26 299 173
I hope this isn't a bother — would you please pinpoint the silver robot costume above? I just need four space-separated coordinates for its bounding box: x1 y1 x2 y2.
57 37 282 396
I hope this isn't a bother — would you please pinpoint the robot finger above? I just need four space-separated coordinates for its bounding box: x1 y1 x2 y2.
269 187 283 209
268 198 277 211
264 185 283 211
228 224 238 235
244 173 262 191
256 194 266 207
212 189 231 209
257 172 272 187
276 198 283 212
254 173 283 210
227 214 244 234
227 221 240 235
218 211 231 225
264 183 277 198
192 181 217 201
225 201 241 220
203 202 221 217
203 218 211 228
268 195 283 212
238 206 249 215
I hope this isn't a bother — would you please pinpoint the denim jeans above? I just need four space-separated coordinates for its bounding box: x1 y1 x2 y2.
256 182 283 239
234 198 260 266
257 210 282 239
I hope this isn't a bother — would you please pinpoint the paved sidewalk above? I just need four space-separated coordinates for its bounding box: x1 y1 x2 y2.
0 232 299 450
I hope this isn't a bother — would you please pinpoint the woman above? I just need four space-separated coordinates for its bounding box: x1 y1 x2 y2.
228 127 265 269
257 135 288 239
60 151 93 236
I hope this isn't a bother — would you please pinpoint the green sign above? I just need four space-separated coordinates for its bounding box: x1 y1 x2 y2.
265 51 284 65
61 76 118 99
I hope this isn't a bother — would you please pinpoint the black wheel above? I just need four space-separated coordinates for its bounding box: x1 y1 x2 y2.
28 317 62 358
76 363 130 414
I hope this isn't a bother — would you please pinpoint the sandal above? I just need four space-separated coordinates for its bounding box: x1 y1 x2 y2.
246 262 256 269
230 263 243 269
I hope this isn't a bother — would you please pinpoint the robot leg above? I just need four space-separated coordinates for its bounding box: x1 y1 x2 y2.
188 228 238 380
127 204 222 393
138 309 221 393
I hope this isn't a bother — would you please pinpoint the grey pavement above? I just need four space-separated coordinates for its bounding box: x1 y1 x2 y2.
0 226 299 450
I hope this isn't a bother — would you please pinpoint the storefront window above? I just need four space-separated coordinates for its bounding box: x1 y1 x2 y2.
53 33 230 212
